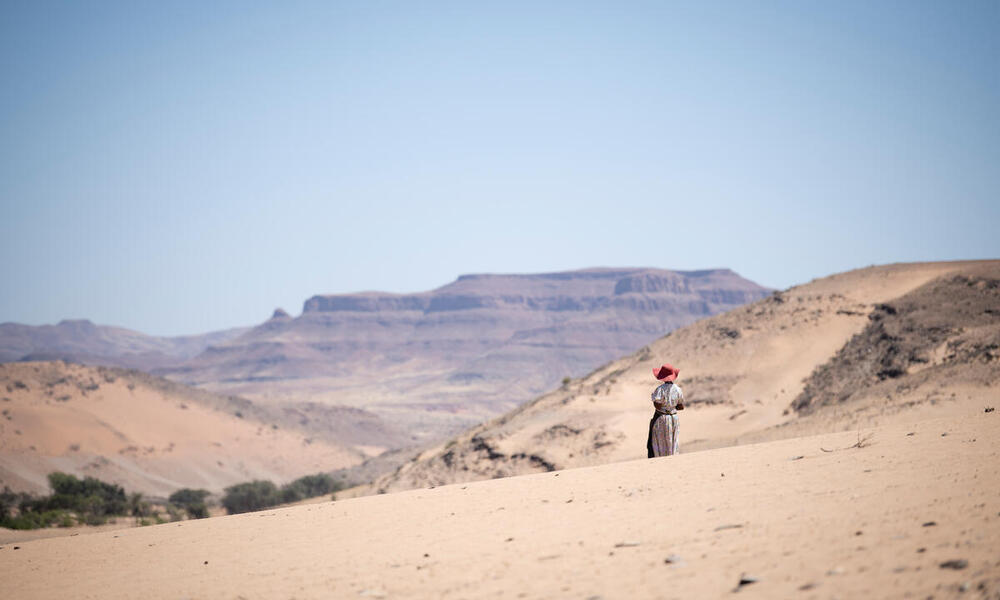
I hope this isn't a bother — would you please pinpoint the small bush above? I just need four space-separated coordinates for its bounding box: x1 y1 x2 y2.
168 488 210 519
283 474 340 500
221 474 344 515
221 481 280 515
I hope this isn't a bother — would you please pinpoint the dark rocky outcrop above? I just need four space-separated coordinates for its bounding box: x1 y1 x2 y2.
792 272 1000 413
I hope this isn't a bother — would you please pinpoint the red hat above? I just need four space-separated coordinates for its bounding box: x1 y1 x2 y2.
653 363 679 382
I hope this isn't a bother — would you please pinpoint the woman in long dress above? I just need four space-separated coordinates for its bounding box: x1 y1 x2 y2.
647 363 684 458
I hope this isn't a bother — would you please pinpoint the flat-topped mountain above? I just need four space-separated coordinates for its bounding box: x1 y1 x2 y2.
160 268 771 444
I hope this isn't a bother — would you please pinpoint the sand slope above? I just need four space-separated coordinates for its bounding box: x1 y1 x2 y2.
0 362 366 496
375 260 999 492
2 410 997 599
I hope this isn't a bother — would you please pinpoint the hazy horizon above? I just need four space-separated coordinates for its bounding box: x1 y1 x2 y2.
3 1 998 335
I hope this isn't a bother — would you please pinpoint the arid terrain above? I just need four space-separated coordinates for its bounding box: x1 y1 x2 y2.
2 411 996 598
0 362 385 496
1 260 998 598
2 268 771 445
375 260 1000 492
160 267 771 441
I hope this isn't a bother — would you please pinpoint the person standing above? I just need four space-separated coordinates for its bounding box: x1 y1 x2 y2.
647 363 684 458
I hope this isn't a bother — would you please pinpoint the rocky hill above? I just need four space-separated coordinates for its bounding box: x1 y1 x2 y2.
371 260 1000 493
160 267 771 443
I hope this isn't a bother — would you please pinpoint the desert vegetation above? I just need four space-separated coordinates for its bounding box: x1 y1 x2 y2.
221 473 343 514
0 474 221 530
0 468 348 530
0 472 129 529
167 488 211 519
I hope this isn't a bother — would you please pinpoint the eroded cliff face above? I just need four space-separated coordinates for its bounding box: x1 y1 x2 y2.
162 268 771 446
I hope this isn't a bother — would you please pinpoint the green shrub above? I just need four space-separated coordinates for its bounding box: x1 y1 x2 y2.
221 481 279 514
43 472 127 516
220 474 344 515
168 488 210 519
0 474 131 530
284 474 341 499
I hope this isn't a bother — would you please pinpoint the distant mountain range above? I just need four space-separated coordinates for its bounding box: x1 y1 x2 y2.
0 319 248 369
1 267 772 446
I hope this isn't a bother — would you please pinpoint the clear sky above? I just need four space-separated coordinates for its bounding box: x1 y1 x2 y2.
2 1 998 336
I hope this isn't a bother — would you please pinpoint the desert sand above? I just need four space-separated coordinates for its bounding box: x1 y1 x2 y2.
0 362 363 496
2 409 997 599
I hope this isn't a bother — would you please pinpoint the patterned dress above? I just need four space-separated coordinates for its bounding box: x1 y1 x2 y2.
647 382 683 457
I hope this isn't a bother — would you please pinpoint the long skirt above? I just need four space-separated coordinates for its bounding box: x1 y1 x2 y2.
647 412 679 458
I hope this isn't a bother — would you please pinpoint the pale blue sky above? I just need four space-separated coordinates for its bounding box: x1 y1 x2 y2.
2 1 998 335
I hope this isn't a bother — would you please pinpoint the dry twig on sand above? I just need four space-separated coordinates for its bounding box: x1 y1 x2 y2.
820 430 874 453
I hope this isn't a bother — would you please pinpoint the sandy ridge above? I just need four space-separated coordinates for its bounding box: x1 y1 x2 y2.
1 410 997 599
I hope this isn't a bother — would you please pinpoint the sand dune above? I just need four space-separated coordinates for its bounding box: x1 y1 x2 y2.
0 362 365 496
2 409 996 598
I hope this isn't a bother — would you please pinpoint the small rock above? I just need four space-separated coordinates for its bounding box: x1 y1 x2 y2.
855 530 863 536
917 547 926 553
790 456 804 461
614 541 641 548
826 566 845 576
203 561 208 565
799 582 817 591
906 432 915 436
985 407 995 413
734 574 758 591
940 559 968 570
13 546 20 550
715 524 743 531
923 521 937 527
505 537 514 542
423 553 430 558
663 554 683 565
